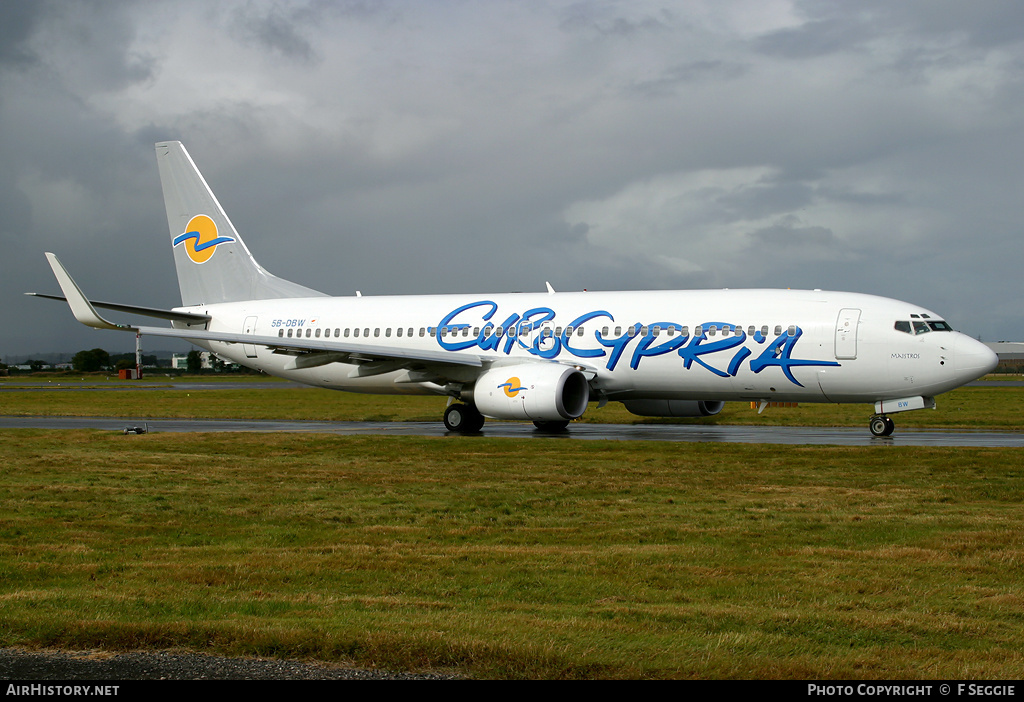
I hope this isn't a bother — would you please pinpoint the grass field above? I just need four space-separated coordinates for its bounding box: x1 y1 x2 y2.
1 380 1023 678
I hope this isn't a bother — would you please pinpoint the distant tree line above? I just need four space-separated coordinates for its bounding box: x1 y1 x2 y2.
71 348 111 372
8 349 157 373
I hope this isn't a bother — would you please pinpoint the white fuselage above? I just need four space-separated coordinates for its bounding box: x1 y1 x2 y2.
176 288 994 406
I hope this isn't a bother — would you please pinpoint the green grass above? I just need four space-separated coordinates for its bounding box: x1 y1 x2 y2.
2 430 1023 678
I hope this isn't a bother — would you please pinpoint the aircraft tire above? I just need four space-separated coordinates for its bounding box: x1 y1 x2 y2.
444 403 485 433
533 420 570 432
869 415 895 437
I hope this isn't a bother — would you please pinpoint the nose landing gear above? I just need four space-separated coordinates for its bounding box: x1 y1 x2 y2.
869 415 895 437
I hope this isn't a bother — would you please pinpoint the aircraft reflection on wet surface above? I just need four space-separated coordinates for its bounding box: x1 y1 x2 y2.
1 415 1022 447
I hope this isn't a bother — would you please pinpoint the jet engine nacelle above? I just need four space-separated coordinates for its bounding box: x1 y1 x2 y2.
622 399 725 417
470 364 590 422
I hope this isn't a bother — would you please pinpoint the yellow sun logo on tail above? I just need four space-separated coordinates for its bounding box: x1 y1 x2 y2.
172 215 235 264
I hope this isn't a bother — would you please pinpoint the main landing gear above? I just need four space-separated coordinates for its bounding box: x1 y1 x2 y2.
443 403 485 433
869 415 895 437
442 403 572 434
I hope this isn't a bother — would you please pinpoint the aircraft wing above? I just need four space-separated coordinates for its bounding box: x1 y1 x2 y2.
38 252 482 372
25 292 211 325
133 324 483 368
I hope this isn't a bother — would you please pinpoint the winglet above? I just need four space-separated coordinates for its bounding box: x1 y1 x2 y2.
545 282 556 294
44 253 132 331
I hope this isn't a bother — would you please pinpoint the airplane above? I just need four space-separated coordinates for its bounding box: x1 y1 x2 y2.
30 141 999 437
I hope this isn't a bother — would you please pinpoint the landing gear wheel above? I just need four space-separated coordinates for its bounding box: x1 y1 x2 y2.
444 403 485 433
869 415 895 437
533 420 570 432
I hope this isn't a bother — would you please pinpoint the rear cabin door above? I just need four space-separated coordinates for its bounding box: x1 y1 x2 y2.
243 316 258 358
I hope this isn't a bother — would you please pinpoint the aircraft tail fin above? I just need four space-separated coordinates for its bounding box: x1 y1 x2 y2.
155 141 327 306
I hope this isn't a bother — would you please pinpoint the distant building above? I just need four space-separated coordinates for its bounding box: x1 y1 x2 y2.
169 351 238 371
985 342 1024 371
171 351 214 370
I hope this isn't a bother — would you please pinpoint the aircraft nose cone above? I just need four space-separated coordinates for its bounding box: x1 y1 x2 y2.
954 334 998 382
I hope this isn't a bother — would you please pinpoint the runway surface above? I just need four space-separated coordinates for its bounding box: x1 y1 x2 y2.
2 415 1022 447
3 377 1021 446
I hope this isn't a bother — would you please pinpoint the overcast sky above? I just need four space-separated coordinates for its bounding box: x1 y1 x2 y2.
2 0 1023 359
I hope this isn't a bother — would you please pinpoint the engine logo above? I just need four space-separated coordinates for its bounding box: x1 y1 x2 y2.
498 377 526 397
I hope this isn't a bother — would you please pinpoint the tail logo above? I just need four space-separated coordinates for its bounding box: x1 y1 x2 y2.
499 377 526 397
173 215 235 264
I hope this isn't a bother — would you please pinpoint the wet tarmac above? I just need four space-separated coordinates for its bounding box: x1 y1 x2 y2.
3 378 1021 446
1 415 1022 447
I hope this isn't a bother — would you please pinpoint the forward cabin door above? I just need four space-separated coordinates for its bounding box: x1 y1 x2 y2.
835 308 861 360
243 316 258 358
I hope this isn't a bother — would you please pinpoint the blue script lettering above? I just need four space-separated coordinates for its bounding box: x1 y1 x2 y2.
434 301 839 385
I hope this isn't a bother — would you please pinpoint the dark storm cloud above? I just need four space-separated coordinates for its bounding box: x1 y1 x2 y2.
750 217 838 251
0 0 45 67
232 4 318 62
754 18 872 58
558 3 671 36
1 0 1022 359
629 60 749 98
757 0 1024 59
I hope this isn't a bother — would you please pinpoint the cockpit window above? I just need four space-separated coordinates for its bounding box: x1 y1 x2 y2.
895 319 953 335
